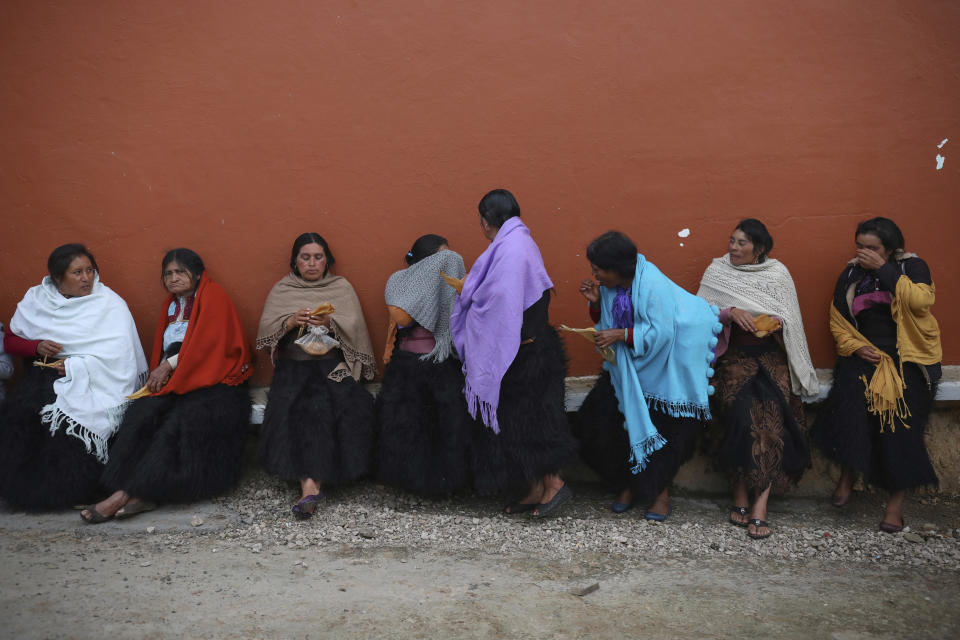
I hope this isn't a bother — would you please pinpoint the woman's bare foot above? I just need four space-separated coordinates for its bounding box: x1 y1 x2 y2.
535 474 565 506
504 479 544 513
832 467 856 506
747 485 772 538
881 490 906 531
300 477 322 501
646 488 670 518
81 490 129 522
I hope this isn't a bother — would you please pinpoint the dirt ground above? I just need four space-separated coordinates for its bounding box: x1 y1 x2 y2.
1 483 959 640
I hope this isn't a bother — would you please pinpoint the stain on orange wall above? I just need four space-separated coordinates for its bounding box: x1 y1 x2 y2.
1 1 958 385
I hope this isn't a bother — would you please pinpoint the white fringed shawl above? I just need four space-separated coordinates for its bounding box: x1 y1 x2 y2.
10 275 148 463
697 255 819 397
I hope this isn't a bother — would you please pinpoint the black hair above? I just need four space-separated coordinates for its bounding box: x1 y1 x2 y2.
586 231 638 279
478 189 521 228
47 243 99 282
406 234 448 265
734 218 774 263
161 248 205 282
289 232 335 277
856 217 904 253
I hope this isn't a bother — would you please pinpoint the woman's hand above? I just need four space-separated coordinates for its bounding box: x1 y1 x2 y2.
579 279 600 305
729 308 758 333
286 308 331 332
856 248 887 271
595 328 626 349
36 340 63 358
146 360 174 393
55 360 66 376
855 346 882 365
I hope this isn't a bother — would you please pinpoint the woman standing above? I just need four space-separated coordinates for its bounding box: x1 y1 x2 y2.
812 217 940 532
575 231 719 521
0 244 147 510
450 189 578 517
257 233 377 519
376 234 473 494
696 220 819 539
82 249 253 523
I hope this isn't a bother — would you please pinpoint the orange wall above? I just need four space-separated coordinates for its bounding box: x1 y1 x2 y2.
1 1 958 385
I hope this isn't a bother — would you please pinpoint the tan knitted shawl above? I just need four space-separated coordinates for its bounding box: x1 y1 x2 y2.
256 272 376 382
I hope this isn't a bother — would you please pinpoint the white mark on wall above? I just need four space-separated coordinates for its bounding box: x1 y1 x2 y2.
678 228 691 238
938 138 948 149
221 219 225 225
679 243 685 247
936 154 945 170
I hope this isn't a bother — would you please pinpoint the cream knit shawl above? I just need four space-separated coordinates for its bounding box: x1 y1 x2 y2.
697 255 819 397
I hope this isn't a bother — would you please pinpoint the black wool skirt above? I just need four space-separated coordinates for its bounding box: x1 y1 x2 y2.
101 383 250 502
375 351 473 495
259 356 375 485
0 366 106 510
469 326 578 495
709 345 810 493
574 370 702 502
811 355 938 492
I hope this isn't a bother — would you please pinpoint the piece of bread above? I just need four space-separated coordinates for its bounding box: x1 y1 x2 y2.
753 313 780 338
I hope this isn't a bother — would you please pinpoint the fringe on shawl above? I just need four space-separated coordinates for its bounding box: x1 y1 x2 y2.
463 379 500 434
628 431 668 474
624 396 709 474
40 403 126 465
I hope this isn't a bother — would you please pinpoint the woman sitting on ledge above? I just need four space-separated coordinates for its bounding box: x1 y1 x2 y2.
0 243 147 511
256 233 377 520
812 217 941 533
82 248 253 523
697 219 818 540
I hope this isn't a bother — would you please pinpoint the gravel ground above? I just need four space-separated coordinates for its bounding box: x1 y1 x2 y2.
205 470 960 570
2 469 959 639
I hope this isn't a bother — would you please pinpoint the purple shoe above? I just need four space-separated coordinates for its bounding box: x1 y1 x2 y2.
292 492 325 520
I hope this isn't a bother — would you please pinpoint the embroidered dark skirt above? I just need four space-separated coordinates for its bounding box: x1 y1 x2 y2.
0 366 106 510
375 351 473 495
811 355 938 492
574 370 703 502
100 383 250 502
708 343 810 493
258 354 375 485
469 325 578 495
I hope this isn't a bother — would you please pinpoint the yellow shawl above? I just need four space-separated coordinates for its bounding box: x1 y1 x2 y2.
829 274 941 431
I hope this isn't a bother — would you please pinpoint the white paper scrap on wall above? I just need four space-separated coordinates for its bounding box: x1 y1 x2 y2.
936 154 945 170
678 228 691 238
938 138 948 149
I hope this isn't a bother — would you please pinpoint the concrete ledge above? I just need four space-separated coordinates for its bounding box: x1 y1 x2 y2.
249 365 960 424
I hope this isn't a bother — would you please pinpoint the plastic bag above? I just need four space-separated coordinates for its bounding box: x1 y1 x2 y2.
294 325 340 356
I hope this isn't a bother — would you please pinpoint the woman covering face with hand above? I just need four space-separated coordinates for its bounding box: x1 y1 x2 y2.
81 249 253 523
811 217 941 533
256 233 377 520
0 244 147 511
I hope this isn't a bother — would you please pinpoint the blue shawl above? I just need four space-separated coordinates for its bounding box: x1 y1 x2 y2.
596 254 721 473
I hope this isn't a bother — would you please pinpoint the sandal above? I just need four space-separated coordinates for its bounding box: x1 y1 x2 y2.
503 502 537 515
80 505 113 525
532 485 572 518
879 518 904 534
747 518 772 540
115 500 157 520
292 492 325 520
729 506 749 527
644 505 673 522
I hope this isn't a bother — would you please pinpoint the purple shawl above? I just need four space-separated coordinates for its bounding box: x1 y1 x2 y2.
450 217 553 432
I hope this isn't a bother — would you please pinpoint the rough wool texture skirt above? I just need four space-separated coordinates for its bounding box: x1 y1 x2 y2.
375 351 473 495
469 326 578 496
574 370 703 502
100 383 250 502
709 344 810 493
259 356 375 485
0 366 106 510
811 355 938 492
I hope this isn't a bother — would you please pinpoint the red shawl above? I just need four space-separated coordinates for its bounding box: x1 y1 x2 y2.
150 272 253 395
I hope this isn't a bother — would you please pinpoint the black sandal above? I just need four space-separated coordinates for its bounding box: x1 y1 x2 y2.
729 506 749 527
747 518 772 540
